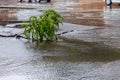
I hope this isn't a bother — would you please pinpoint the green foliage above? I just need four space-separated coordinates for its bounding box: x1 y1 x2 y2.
22 9 63 42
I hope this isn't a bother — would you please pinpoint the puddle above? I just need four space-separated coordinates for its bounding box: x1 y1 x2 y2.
0 37 120 80
103 6 120 27
0 0 120 27
0 23 120 80
0 0 120 80
54 0 120 27
0 8 42 26
12 9 42 20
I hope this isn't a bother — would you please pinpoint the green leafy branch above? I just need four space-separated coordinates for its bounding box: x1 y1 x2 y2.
22 9 63 42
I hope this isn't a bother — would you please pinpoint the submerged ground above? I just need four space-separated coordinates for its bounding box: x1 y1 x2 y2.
0 0 120 80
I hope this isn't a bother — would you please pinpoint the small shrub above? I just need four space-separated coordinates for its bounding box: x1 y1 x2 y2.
22 9 63 42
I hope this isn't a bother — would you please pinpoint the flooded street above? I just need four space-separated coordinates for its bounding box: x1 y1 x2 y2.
0 37 120 80
0 0 120 80
0 0 120 27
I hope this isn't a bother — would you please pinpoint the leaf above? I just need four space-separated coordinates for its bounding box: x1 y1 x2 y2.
22 9 63 42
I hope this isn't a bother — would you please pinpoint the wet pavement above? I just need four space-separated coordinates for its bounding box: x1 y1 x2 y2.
0 26 120 80
0 0 120 80
0 0 120 27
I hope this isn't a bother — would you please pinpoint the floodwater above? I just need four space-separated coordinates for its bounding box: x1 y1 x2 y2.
0 36 120 80
0 24 120 80
0 8 42 25
0 0 120 80
54 0 120 27
0 0 120 27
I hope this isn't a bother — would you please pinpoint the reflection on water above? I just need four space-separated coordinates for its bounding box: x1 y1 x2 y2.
104 6 120 27
26 39 120 62
0 0 120 79
53 0 120 27
0 38 120 80
0 8 17 21
0 8 42 25
53 0 107 26
0 0 120 27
